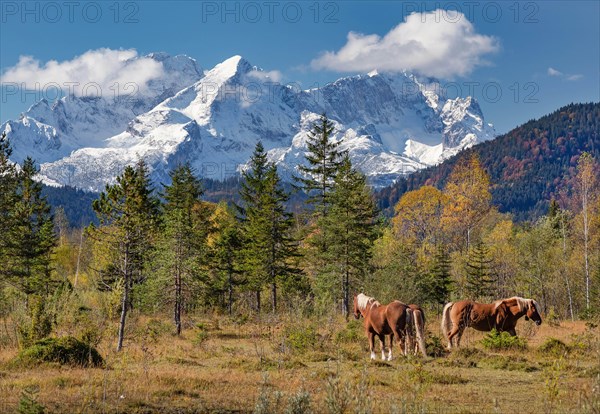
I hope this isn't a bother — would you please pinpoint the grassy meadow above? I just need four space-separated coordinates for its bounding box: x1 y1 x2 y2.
0 313 598 414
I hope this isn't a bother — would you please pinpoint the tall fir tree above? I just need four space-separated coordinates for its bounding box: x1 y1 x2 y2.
88 159 160 351
0 132 19 288
210 203 244 314
320 155 378 318
160 163 209 335
465 241 496 300
6 157 56 297
238 142 302 313
295 114 345 216
423 244 453 306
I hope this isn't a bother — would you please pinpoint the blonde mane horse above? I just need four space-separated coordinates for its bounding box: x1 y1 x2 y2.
353 293 415 360
441 296 542 349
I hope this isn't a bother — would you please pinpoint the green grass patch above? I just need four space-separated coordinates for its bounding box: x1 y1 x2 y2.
480 354 538 372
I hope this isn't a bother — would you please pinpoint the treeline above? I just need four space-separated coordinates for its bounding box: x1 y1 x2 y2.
378 102 600 221
0 111 598 352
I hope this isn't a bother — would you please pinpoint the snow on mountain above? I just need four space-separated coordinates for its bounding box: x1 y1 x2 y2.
2 54 495 191
1 53 202 165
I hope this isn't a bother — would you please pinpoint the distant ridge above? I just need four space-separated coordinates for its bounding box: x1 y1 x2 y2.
376 102 600 221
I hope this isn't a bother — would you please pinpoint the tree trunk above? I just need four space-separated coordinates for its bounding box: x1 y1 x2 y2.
256 290 261 314
117 275 129 352
561 218 575 321
228 274 233 315
174 264 182 336
271 282 277 314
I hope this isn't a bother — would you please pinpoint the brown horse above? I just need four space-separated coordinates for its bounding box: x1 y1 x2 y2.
353 293 413 360
441 297 542 349
406 304 427 357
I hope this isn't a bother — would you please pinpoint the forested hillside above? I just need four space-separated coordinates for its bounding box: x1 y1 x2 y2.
378 103 600 221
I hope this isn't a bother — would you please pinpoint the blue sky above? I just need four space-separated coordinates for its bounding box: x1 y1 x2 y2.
1 1 598 133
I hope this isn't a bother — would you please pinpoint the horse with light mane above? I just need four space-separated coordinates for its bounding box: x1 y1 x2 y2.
352 293 414 360
441 297 542 349
406 304 427 357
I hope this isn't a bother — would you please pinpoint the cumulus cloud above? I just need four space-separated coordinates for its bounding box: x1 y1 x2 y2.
547 67 582 81
1 48 164 98
311 10 498 79
247 69 283 83
547 67 563 76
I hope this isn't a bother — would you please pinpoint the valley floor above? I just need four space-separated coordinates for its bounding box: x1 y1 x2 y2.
0 316 598 413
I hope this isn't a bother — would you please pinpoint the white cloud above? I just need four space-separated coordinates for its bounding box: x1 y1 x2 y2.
311 10 498 79
547 67 563 76
547 67 582 81
566 74 583 81
247 69 283 83
1 48 164 98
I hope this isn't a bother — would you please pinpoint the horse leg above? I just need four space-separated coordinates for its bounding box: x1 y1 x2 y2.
368 332 376 360
454 326 466 348
507 328 517 336
378 334 387 360
388 333 394 361
447 324 462 349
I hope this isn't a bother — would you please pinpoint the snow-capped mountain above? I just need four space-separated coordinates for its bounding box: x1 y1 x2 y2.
2 53 202 165
1 54 495 191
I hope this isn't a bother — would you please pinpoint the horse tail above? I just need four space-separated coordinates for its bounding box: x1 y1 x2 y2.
404 307 414 355
441 302 454 342
413 309 427 357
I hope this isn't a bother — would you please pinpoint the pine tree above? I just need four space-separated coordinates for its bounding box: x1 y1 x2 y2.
237 142 270 312
424 245 452 305
88 160 160 351
0 132 19 288
211 203 244 314
465 241 496 300
295 114 344 216
5 157 57 297
238 142 302 313
161 163 208 335
320 155 378 318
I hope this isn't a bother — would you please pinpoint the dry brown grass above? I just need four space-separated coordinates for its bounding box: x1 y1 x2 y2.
0 314 598 414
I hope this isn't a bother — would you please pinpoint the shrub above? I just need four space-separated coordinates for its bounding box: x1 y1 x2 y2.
334 320 362 344
425 334 446 357
285 388 312 414
17 385 45 414
285 325 318 353
538 338 570 357
481 329 527 350
16 336 103 367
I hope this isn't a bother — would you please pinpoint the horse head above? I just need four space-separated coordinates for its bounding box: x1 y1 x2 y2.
525 299 543 325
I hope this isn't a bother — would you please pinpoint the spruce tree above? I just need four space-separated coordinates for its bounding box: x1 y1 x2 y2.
211 203 244 315
238 142 270 312
6 157 56 297
88 160 160 351
424 245 452 306
295 114 344 215
0 132 19 287
161 163 208 335
320 155 378 318
238 142 302 313
465 241 496 300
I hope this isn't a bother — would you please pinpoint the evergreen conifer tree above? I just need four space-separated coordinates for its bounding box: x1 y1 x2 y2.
320 155 378 318
89 159 160 351
465 241 496 299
